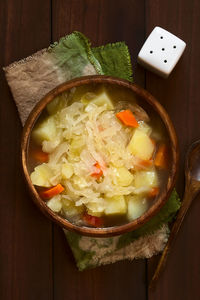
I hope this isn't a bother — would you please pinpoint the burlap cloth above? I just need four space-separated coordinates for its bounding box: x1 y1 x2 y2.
4 31 180 270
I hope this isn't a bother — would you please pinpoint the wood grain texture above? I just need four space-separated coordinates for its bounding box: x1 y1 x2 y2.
1 0 200 299
146 0 200 299
0 1 53 300
52 1 146 299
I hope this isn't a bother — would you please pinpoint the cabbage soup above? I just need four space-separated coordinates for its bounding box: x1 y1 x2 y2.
28 83 170 228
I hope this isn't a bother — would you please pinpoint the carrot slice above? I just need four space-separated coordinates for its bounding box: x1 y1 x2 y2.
39 184 64 200
32 149 49 163
98 125 104 132
150 138 156 148
116 110 139 127
148 187 160 198
91 162 103 178
83 213 104 227
140 159 153 167
154 144 168 169
135 159 153 170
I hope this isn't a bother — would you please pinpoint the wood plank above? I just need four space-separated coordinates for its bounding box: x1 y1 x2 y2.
53 226 146 300
0 1 53 299
145 0 200 299
52 1 146 299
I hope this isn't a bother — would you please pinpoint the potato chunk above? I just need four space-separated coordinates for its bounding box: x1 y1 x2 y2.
47 195 62 212
32 117 57 145
70 138 85 154
46 94 68 115
138 121 152 135
73 176 88 189
127 129 154 160
83 90 114 110
134 170 158 189
127 195 148 221
114 167 134 187
86 202 105 217
91 91 114 109
105 195 127 215
30 163 54 187
61 163 74 179
61 198 84 217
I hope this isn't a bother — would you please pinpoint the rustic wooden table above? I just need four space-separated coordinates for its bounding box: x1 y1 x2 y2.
1 1 200 299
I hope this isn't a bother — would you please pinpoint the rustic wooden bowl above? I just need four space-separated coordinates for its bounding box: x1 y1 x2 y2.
21 75 179 237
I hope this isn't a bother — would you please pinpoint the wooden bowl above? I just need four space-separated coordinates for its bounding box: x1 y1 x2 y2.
21 75 179 237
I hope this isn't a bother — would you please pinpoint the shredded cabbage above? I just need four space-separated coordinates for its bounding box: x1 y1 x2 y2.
30 89 160 223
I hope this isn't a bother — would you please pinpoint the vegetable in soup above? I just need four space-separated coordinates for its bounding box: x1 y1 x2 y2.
28 84 169 227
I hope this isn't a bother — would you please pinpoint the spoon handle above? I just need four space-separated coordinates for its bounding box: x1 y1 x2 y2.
149 184 197 290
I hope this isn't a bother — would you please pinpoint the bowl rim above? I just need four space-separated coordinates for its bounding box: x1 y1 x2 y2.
21 75 179 237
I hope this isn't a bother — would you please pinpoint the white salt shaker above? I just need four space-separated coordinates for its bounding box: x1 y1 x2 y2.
137 26 186 78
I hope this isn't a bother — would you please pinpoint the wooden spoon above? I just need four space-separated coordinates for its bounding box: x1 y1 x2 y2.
149 139 200 290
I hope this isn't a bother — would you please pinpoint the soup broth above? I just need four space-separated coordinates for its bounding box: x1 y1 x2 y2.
28 83 170 228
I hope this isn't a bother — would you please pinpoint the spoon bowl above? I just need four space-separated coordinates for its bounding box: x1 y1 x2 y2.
186 139 200 184
149 138 200 290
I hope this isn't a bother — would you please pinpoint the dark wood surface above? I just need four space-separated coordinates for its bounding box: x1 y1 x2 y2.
0 0 199 299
